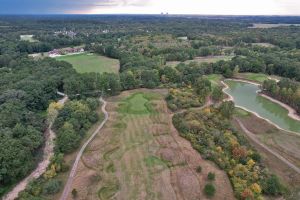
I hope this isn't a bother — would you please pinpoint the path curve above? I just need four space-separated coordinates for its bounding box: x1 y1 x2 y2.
3 96 69 200
235 119 300 174
60 97 108 200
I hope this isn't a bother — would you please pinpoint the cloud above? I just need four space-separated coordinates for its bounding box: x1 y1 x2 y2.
0 0 299 15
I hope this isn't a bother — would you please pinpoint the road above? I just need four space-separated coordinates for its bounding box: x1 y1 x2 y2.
60 97 108 200
3 96 69 200
236 118 300 174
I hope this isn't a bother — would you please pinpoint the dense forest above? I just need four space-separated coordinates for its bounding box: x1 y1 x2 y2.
1 15 300 199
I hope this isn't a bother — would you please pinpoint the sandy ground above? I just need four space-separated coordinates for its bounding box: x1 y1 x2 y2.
65 89 235 200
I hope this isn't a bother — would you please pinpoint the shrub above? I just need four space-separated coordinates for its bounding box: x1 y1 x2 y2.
196 166 202 173
72 188 78 198
262 175 284 196
207 172 215 181
204 183 216 198
43 179 62 195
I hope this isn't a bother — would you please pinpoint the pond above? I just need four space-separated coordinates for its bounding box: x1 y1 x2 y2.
224 80 300 133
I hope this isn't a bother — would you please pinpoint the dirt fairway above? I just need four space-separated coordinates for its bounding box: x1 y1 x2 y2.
66 89 234 200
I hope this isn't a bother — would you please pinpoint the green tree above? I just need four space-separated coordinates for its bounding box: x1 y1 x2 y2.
141 70 160 89
211 86 224 101
120 71 139 90
220 101 235 118
194 77 212 97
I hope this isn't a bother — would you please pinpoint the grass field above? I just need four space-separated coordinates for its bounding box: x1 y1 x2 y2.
167 55 233 67
205 74 223 88
235 72 281 84
56 53 120 74
68 89 234 200
20 35 38 42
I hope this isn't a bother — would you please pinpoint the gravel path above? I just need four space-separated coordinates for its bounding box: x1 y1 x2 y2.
60 97 108 200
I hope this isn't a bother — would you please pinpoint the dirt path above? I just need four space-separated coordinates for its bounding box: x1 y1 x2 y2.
3 96 68 200
60 97 108 200
235 118 300 174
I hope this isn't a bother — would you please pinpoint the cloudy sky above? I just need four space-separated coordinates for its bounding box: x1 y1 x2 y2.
1 0 300 15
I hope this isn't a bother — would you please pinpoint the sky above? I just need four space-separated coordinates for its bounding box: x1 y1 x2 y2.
1 0 300 15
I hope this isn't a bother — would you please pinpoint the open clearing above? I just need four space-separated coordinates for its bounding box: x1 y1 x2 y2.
232 108 300 191
249 23 300 29
20 35 38 42
205 74 223 88
234 73 281 84
167 55 233 67
251 43 275 48
56 53 120 74
67 89 234 200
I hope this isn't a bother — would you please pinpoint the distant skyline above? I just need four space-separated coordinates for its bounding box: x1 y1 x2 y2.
1 0 300 15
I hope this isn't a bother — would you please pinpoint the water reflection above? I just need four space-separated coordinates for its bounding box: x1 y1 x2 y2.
224 80 300 133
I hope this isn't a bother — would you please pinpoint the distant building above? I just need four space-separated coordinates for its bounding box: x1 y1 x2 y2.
49 47 84 57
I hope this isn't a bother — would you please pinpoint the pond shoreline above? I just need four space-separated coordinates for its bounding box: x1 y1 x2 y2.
221 79 300 136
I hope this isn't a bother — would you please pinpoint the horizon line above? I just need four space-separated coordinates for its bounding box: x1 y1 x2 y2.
1 13 300 17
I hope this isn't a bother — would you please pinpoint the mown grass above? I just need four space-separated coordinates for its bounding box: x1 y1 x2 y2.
144 156 167 167
240 73 269 83
56 53 120 74
118 93 157 115
98 183 120 200
234 108 250 117
205 74 223 88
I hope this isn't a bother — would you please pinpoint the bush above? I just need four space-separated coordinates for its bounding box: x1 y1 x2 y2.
262 175 284 196
204 183 216 198
43 179 62 195
207 172 215 181
72 188 78 198
196 166 202 173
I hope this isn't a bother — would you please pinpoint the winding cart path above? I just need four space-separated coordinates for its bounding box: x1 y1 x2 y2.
60 98 108 200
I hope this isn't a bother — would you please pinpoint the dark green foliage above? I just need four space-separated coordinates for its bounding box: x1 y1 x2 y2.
141 70 160 89
43 179 62 195
196 166 202 173
207 172 215 181
212 86 224 101
262 79 300 114
54 99 99 153
262 175 285 196
220 101 235 118
194 77 212 97
120 71 140 90
204 183 216 198
0 57 76 193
